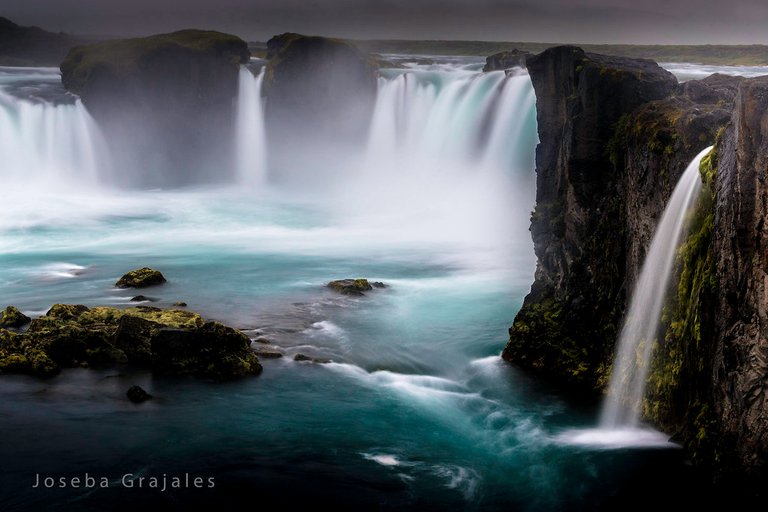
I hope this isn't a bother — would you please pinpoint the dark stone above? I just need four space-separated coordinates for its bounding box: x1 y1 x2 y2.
253 337 272 344
130 295 156 302
0 304 260 381
60 30 250 187
503 46 679 390
327 278 374 296
294 353 331 364
172 302 187 307
126 385 152 403
0 306 31 328
483 50 531 72
262 33 376 182
371 282 387 289
252 349 283 359
151 321 262 380
115 268 167 288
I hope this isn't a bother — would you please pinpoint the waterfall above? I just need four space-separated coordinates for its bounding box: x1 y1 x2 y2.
235 66 267 186
600 146 713 428
364 68 536 174
0 88 106 188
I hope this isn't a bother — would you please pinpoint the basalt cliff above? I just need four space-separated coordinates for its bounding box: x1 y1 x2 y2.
503 45 765 480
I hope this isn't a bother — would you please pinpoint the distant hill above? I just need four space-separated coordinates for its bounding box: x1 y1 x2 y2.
0 16 95 66
355 39 768 66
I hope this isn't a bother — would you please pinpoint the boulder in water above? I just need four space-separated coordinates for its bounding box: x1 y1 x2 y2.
327 278 376 296
0 306 31 328
126 385 152 403
0 304 260 381
115 268 167 288
294 353 331 364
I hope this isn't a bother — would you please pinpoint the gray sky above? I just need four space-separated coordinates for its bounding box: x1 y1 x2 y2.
3 0 768 44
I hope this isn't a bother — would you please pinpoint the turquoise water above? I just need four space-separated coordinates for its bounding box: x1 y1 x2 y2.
0 63 697 510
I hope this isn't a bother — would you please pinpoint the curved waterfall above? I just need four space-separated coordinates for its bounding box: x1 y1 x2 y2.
600 146 713 428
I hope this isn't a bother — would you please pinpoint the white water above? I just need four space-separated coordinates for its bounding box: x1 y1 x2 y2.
0 88 106 188
600 146 713 428
235 66 267 186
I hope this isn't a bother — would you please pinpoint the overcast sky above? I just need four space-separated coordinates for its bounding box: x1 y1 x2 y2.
3 0 768 44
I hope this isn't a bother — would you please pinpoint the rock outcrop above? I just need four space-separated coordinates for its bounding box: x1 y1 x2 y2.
262 33 377 182
483 50 531 72
0 304 261 380
115 267 167 288
60 30 249 187
0 306 31 328
502 47 679 389
504 44 768 478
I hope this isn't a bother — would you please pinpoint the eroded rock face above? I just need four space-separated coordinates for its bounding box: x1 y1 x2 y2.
0 304 260 381
60 30 249 187
710 76 768 471
502 47 678 389
483 50 531 72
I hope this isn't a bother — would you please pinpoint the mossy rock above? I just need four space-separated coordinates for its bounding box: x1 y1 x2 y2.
115 268 167 288
327 278 375 296
61 30 249 98
0 303 259 381
0 306 31 328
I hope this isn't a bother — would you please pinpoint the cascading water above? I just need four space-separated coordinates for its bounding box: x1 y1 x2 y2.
0 84 106 188
600 146 713 428
235 66 268 186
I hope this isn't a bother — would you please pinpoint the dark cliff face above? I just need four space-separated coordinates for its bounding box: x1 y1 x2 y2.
504 44 768 476
483 50 531 73
262 33 377 184
502 46 678 389
711 77 768 470
60 30 249 187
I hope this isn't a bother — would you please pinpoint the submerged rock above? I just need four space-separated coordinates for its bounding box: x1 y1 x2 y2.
294 353 331 364
0 304 260 381
130 295 156 302
172 301 187 307
327 278 376 296
0 306 31 328
252 349 283 359
126 385 152 403
115 268 167 288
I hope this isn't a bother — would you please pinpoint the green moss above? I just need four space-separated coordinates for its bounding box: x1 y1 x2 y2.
0 305 31 328
114 267 167 288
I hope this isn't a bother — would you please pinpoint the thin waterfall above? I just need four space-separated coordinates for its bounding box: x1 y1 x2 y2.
235 66 267 186
600 146 713 428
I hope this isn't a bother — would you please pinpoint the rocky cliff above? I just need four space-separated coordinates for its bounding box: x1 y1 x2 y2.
60 30 249 187
0 16 92 66
503 46 763 475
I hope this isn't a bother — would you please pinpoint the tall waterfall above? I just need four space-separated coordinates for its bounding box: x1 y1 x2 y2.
235 66 267 186
600 146 713 428
0 88 106 188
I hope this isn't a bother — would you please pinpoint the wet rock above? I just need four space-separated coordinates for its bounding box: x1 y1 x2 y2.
483 49 531 72
0 306 31 328
253 337 272 344
172 301 187 307
0 304 259 381
327 278 374 296
115 268 167 288
126 385 152 403
130 295 156 302
152 321 262 380
252 349 283 359
294 353 331 364
371 282 387 289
